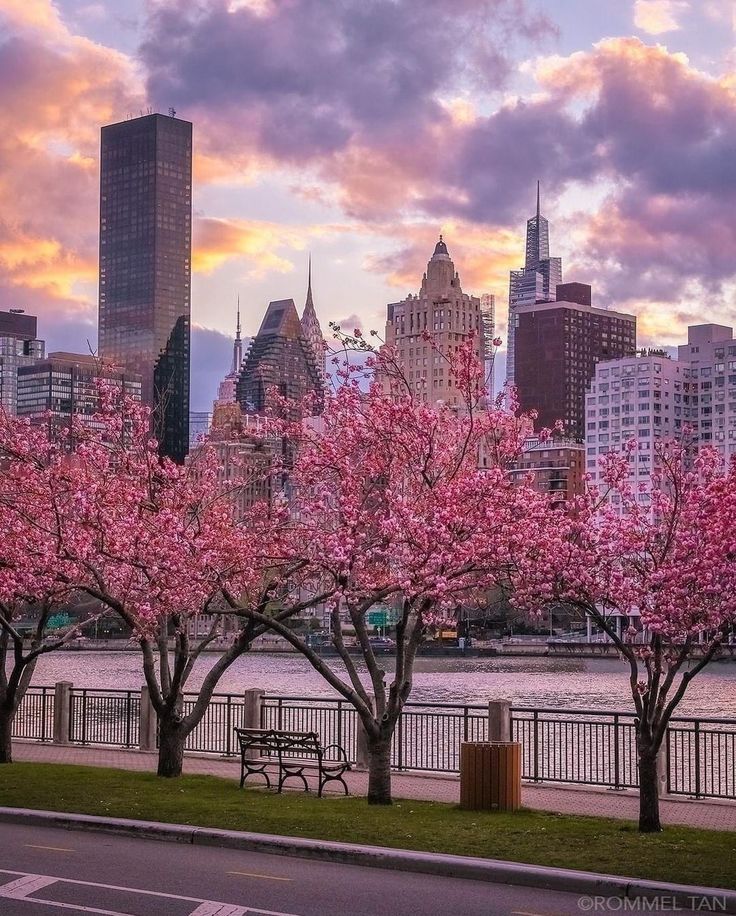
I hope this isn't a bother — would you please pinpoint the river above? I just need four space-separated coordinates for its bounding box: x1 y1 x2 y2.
29 652 736 717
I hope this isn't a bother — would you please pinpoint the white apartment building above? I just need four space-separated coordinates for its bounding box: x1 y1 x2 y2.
677 324 736 462
585 324 736 502
585 353 696 500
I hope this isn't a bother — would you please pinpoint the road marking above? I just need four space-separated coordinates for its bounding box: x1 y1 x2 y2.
0 868 302 916
189 904 247 916
227 871 293 882
0 874 58 898
24 844 75 853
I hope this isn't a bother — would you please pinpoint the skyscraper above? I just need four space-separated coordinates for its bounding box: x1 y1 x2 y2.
480 293 496 394
507 183 562 384
0 310 45 415
384 237 483 408
215 298 247 407
236 299 323 418
300 256 325 376
97 112 192 463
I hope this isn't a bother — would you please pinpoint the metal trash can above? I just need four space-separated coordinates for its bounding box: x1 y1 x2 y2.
459 741 522 811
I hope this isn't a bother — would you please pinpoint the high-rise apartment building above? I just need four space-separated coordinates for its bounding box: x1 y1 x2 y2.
585 353 693 503
17 352 141 430
236 299 323 418
384 237 483 408
677 324 736 460
98 112 192 463
515 295 636 439
0 310 45 415
507 184 563 384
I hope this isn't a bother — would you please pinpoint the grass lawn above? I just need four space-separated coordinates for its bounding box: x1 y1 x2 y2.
1 762 734 890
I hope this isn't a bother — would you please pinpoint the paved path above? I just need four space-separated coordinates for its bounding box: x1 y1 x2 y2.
13 741 736 832
0 821 594 916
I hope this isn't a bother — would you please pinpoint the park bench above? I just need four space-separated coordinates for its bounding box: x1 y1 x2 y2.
234 727 351 797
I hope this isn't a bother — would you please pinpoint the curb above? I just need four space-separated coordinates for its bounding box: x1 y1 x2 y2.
1 806 734 911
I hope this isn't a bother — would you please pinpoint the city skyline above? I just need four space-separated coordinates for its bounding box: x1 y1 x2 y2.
0 1 734 410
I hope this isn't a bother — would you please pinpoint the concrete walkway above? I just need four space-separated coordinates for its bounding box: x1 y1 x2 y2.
12 740 736 832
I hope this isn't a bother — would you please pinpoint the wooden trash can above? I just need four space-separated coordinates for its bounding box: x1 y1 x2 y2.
459 741 522 811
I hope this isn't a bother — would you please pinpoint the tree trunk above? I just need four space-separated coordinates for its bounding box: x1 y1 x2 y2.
0 704 14 764
367 735 393 805
157 715 185 778
638 747 662 833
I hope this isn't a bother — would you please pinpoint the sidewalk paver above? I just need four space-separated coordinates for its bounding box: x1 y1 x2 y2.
12 741 736 832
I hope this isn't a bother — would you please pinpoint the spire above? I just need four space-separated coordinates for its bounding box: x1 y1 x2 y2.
230 295 243 374
304 253 314 313
536 180 540 221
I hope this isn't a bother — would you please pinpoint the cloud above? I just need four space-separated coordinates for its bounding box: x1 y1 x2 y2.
140 0 555 182
633 0 688 34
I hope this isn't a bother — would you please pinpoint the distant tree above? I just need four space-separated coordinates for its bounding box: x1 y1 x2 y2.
508 439 736 831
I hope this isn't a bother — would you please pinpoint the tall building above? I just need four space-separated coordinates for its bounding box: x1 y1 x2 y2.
0 310 45 415
97 112 192 463
585 353 696 508
215 299 248 407
480 293 496 395
677 323 736 459
300 256 325 377
585 325 736 486
187 403 276 520
514 294 636 439
384 237 483 408
507 183 563 384
17 352 141 430
236 299 323 418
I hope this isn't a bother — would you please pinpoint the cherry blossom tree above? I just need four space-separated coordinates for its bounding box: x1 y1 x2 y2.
0 388 323 776
509 438 736 832
240 332 547 804
0 413 107 763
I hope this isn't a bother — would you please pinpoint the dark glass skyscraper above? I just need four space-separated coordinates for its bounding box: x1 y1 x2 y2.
98 113 192 463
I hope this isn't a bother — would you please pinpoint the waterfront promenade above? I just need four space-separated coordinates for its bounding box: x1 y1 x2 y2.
13 740 736 832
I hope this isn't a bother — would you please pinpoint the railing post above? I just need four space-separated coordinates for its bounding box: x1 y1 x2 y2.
488 700 512 742
243 689 264 731
533 710 540 782
52 681 72 746
139 686 157 752
656 739 670 799
613 713 621 789
694 720 702 799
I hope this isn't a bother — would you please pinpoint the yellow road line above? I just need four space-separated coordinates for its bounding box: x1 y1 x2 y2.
227 870 293 883
23 845 74 853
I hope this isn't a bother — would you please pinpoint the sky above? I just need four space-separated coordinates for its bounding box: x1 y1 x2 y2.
0 0 735 410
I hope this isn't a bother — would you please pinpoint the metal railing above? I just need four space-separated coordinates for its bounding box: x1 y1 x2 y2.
11 687 736 800
68 689 140 748
10 686 54 742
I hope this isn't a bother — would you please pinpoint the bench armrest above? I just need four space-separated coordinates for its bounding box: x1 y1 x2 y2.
321 743 350 765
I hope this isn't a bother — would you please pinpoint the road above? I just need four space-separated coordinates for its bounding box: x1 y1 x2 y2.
0 821 594 916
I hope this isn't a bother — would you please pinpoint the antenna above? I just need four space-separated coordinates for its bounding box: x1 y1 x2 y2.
536 180 541 220
169 107 176 118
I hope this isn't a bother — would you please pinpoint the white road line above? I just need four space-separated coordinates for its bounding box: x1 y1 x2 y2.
0 874 59 898
0 869 302 916
189 903 247 916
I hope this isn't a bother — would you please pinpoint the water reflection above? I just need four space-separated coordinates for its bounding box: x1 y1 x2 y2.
30 652 736 718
